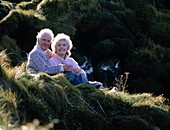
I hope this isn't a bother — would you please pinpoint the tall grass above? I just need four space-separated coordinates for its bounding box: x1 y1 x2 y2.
16 1 38 10
0 36 24 66
0 50 170 129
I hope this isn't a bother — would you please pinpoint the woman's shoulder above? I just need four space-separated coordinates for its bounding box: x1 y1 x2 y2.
66 57 79 66
66 56 76 62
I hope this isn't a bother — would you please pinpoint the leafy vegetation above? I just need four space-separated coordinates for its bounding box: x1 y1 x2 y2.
0 0 170 129
0 0 13 20
0 0 169 90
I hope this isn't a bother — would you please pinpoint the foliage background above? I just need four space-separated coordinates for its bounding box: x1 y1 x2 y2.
0 0 170 99
0 0 170 129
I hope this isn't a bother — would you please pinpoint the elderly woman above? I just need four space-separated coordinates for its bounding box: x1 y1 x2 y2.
49 33 104 88
26 28 72 75
49 33 89 85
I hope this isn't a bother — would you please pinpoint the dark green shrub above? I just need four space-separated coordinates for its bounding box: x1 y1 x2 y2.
16 1 38 10
93 39 117 56
134 5 170 48
122 0 170 9
36 0 101 36
0 1 12 20
127 43 170 96
0 9 43 52
110 115 154 129
134 5 158 41
122 0 152 9
9 0 30 3
149 10 170 48
0 36 24 66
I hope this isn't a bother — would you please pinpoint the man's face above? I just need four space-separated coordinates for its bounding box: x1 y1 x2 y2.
38 33 52 50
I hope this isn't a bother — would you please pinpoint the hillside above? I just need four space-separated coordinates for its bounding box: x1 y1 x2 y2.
0 50 170 130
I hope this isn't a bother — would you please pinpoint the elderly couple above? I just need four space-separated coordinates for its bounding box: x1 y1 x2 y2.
27 28 104 88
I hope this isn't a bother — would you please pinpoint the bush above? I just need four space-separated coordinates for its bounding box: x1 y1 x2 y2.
0 9 43 52
16 1 38 10
127 43 170 96
0 1 12 20
0 36 24 66
149 9 170 48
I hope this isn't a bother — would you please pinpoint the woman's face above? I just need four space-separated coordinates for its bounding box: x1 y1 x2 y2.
38 33 52 50
55 40 68 57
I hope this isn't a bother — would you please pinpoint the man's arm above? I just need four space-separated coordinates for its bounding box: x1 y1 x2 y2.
27 51 64 75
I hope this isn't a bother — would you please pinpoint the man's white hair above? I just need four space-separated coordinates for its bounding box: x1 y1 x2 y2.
36 28 54 41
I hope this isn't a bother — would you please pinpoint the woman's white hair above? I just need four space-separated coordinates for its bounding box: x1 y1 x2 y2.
36 28 54 42
51 33 73 56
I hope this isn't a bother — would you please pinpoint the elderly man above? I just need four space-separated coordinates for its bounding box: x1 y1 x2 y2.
27 28 72 75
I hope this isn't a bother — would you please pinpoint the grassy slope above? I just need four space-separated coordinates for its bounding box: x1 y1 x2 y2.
0 51 170 130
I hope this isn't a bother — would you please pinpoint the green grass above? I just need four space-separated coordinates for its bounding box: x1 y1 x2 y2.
0 51 170 130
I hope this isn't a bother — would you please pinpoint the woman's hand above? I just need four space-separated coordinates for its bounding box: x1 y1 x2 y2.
46 49 54 58
72 68 81 76
63 64 73 72
73 68 81 73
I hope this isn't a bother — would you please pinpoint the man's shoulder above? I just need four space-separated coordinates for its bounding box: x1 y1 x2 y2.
29 49 40 56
